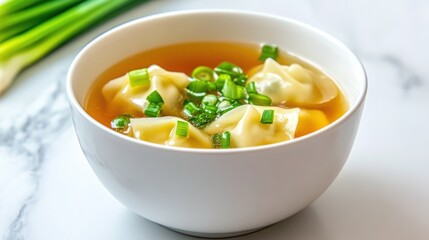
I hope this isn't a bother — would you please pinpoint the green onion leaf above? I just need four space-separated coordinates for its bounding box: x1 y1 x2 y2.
184 102 200 117
246 82 257 94
260 109 274 124
128 68 150 88
221 131 231 148
145 103 161 117
146 90 164 104
234 74 247 86
111 114 132 129
221 79 245 100
187 79 208 93
202 94 218 106
214 62 243 79
204 105 218 113
259 44 279 61
215 74 231 91
207 82 217 92
248 93 272 106
192 66 215 82
176 121 189 137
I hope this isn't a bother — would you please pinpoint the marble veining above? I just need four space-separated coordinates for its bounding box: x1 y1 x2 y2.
0 74 70 240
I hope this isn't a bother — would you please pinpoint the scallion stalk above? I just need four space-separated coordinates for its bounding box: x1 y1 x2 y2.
202 94 218 106
221 79 245 100
259 44 279 61
0 0 140 94
260 109 274 124
248 93 272 106
191 66 215 82
221 131 231 148
128 68 150 88
176 121 189 137
146 90 164 104
145 103 162 118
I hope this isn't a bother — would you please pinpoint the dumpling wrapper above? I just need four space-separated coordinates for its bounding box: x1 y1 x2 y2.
204 105 300 148
248 58 338 106
102 65 189 116
130 117 211 148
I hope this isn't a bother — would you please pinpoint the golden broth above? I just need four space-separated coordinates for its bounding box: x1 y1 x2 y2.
85 42 348 141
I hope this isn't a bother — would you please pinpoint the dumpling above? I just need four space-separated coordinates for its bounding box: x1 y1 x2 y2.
102 65 189 116
248 58 338 106
204 105 300 148
130 117 211 148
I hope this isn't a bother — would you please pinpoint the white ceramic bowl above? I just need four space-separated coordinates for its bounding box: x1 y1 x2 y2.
67 10 367 238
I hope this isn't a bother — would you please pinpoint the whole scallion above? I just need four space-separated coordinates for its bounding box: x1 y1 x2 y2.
0 0 141 94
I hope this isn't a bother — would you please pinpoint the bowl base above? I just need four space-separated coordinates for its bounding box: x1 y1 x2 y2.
165 225 268 238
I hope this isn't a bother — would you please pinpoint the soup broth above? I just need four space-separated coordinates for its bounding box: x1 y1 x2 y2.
85 42 348 148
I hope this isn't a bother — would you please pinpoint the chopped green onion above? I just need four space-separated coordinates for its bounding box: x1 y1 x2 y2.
175 121 189 137
221 131 231 148
145 103 161 117
192 66 215 81
186 90 206 102
111 114 132 129
234 74 247 86
260 109 274 124
212 133 222 148
246 82 257 93
215 74 231 91
202 94 218 106
184 102 199 117
214 62 243 79
128 68 150 88
204 105 218 113
259 44 279 61
221 79 245 100
207 82 217 91
248 93 272 106
146 90 163 104
217 99 231 110
187 79 208 93
189 112 217 129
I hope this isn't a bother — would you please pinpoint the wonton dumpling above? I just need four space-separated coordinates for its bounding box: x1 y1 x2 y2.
248 58 337 106
130 117 211 148
204 105 300 148
102 65 189 116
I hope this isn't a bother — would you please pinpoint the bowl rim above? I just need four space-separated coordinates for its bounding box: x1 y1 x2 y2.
66 9 368 154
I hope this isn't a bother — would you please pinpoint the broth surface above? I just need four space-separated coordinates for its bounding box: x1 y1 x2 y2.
85 42 348 141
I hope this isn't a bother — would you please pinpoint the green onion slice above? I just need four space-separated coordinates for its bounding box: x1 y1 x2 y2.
221 131 231 148
128 68 150 88
111 114 132 129
260 109 274 124
248 93 272 106
202 94 218 106
192 66 215 81
259 44 279 61
214 62 243 78
145 103 161 117
176 121 189 137
215 74 231 91
221 79 246 100
204 105 218 113
187 79 208 93
184 102 200 117
246 82 257 94
146 90 164 104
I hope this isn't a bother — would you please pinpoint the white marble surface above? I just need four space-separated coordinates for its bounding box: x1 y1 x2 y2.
1 0 428 239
